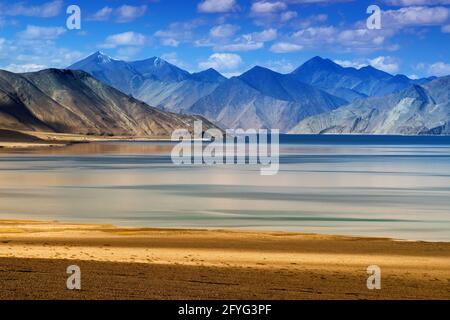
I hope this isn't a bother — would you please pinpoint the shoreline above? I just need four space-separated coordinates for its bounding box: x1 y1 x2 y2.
0 129 178 149
0 219 449 300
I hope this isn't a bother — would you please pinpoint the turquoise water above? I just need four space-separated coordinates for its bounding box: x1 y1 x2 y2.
0 136 449 241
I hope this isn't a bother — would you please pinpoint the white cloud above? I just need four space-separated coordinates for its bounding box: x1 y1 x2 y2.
210 24 240 38
419 62 450 77
161 38 180 47
368 56 399 74
385 0 450 5
270 42 303 53
334 59 368 69
88 6 113 21
87 5 147 23
252 28 278 42
3 63 48 73
383 6 450 28
335 56 400 74
116 47 142 60
217 43 263 51
287 25 394 52
18 25 66 40
251 1 287 14
213 29 277 52
161 52 190 70
0 0 63 17
198 0 237 13
261 59 296 73
155 20 203 46
0 37 84 70
115 5 148 23
285 0 354 2
442 24 450 33
199 53 242 71
99 32 147 49
280 11 298 22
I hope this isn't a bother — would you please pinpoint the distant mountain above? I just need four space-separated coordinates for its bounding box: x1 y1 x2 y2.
291 76 450 135
291 56 434 102
0 68 215 137
129 57 191 82
68 52 226 113
68 51 145 94
189 66 346 131
68 53 448 134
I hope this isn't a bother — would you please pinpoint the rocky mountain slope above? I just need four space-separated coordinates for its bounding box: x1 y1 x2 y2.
69 52 226 113
291 56 435 102
189 66 346 131
291 76 450 135
0 68 214 137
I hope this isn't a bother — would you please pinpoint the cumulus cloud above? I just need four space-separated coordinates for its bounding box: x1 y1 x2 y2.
334 56 400 74
270 42 303 53
280 11 298 22
155 20 204 47
3 63 48 73
18 25 66 40
385 0 450 5
198 0 237 13
252 28 278 41
0 0 63 18
418 62 450 77
368 56 400 74
210 24 240 38
199 53 243 71
383 6 450 28
285 0 354 2
251 1 287 14
0 36 84 70
116 5 148 23
161 52 191 70
213 29 277 51
250 1 300 26
161 38 180 47
88 6 113 21
99 32 147 49
88 5 147 23
334 59 368 69
261 59 296 73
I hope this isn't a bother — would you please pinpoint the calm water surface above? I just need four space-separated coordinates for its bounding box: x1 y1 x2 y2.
1 135 449 241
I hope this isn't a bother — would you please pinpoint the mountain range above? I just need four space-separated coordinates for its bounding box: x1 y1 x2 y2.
189 66 346 131
291 76 450 135
68 53 449 134
69 52 226 113
290 56 436 102
0 68 214 137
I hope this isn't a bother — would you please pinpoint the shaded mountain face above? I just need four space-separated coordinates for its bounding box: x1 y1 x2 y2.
291 56 434 102
0 68 215 137
68 51 146 94
68 52 226 113
129 57 191 82
291 76 450 135
189 66 346 132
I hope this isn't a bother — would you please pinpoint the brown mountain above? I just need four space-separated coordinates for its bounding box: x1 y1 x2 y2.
0 68 214 137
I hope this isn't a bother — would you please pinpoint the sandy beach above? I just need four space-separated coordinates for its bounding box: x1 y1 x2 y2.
0 220 448 300
0 128 176 149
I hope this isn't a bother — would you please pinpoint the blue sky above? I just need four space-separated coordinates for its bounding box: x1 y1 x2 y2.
0 0 449 78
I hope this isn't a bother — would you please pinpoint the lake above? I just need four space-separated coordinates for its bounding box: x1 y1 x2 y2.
1 135 449 241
